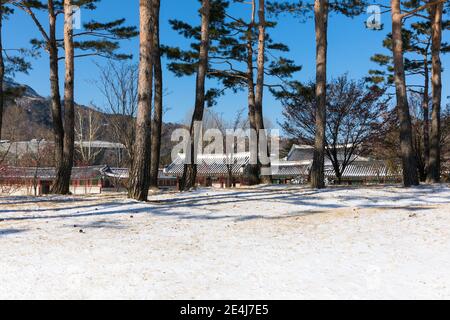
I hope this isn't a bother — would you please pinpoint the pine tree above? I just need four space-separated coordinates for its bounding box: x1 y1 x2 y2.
390 0 420 187
311 0 328 189
367 18 449 181
267 0 367 189
149 0 163 191
179 0 211 191
55 0 75 195
164 0 300 186
428 1 445 183
385 0 446 186
128 0 155 201
0 1 31 139
12 0 138 194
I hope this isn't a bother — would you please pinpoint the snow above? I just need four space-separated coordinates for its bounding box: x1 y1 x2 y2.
0 184 449 300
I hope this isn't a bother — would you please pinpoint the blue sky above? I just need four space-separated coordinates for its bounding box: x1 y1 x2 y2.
5 0 449 128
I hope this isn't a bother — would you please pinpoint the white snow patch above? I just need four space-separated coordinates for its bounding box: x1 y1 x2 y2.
0 184 449 299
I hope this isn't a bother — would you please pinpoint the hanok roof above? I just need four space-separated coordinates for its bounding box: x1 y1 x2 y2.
271 161 400 179
0 140 125 157
286 145 315 163
271 162 311 177
0 140 54 156
0 166 107 180
165 153 250 177
324 162 401 179
102 168 176 180
102 167 129 179
286 144 370 164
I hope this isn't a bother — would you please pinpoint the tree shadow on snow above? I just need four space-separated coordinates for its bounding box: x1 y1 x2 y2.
0 201 127 214
0 228 28 237
69 219 128 230
0 185 448 223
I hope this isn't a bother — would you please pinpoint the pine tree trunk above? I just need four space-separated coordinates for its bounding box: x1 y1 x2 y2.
311 0 328 189
244 0 260 186
149 0 162 191
128 0 155 201
227 167 233 188
180 0 210 191
422 52 430 181
255 0 271 184
0 5 4 140
48 0 65 194
52 0 75 195
391 0 419 187
427 2 443 183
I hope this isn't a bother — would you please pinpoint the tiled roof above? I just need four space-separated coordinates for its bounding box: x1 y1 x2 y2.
165 153 401 180
0 140 125 157
165 153 250 177
0 166 107 180
102 168 176 180
286 144 370 163
103 167 129 179
271 163 311 177
324 162 401 178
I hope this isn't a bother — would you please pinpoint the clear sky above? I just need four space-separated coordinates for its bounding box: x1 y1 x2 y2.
5 0 449 128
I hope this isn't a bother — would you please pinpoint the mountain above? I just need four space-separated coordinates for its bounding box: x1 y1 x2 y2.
1 80 184 166
4 78 41 98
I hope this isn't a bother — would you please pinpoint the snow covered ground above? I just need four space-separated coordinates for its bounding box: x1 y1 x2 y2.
0 184 449 300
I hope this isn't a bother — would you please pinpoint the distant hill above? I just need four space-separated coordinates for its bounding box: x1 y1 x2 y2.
1 80 184 166
4 78 41 98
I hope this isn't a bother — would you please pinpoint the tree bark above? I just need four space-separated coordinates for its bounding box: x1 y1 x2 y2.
0 4 4 140
244 0 260 186
227 168 233 188
391 0 419 187
52 0 75 195
255 0 271 184
128 0 155 201
422 50 430 181
311 0 328 189
180 0 210 191
427 2 443 183
149 0 162 191
47 0 66 194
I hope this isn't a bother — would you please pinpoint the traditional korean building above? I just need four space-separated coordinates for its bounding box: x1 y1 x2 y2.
165 146 402 187
164 153 251 188
101 167 177 190
0 166 106 196
0 165 178 195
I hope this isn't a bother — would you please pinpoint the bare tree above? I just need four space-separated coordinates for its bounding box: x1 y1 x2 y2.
31 138 43 196
275 76 389 184
75 107 103 166
409 93 429 181
128 0 155 201
180 0 211 191
210 109 247 188
94 60 138 167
